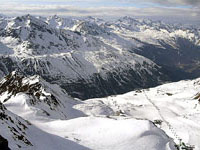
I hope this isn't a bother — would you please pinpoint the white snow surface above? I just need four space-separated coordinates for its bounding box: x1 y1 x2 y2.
0 74 179 150
0 104 89 150
0 15 160 83
0 74 85 120
1 107 176 150
75 78 200 149
1 15 200 150
0 14 199 81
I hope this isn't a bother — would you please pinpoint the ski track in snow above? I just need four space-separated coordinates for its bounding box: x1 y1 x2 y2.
0 15 200 150
0 72 178 150
75 79 200 149
143 90 182 142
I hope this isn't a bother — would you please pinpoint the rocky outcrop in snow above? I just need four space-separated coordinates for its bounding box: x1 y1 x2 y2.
0 101 33 149
0 15 200 99
0 72 177 150
0 71 85 119
0 135 10 150
0 15 169 99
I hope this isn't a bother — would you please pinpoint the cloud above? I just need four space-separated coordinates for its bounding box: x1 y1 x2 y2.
0 3 199 17
2 0 200 7
0 1 199 24
153 0 200 7
132 0 200 7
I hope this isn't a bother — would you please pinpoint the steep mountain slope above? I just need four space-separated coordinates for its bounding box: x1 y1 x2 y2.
0 102 33 149
0 72 177 150
0 102 88 150
0 15 200 99
0 14 165 99
108 16 200 80
0 71 85 120
0 14 200 150
0 135 10 150
1 100 177 150
76 78 200 149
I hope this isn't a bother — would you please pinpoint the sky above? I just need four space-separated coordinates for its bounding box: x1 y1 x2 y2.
0 0 199 24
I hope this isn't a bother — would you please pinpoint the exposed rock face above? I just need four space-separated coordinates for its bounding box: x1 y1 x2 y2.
0 101 33 149
134 41 200 81
0 71 58 106
0 15 200 99
0 71 85 119
0 15 166 100
0 135 10 150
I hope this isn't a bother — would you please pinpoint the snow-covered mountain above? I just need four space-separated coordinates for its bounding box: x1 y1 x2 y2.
0 71 85 120
0 101 177 150
1 14 200 150
109 16 200 81
76 77 200 149
0 72 177 150
1 70 199 149
0 101 91 150
0 15 200 100
0 14 169 99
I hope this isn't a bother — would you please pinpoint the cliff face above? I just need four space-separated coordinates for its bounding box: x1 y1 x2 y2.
0 135 10 150
0 72 85 120
0 103 9 150
0 15 200 100
0 15 166 99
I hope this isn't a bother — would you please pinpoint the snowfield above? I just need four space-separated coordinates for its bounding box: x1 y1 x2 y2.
0 14 200 150
0 15 200 100
0 73 178 150
1 73 200 149
34 117 176 150
0 103 89 150
1 106 176 150
75 78 200 149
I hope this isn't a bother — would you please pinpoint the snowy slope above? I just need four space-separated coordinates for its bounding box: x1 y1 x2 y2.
46 15 79 30
0 72 176 150
0 14 166 99
0 15 199 100
110 16 200 47
75 78 200 149
108 16 200 80
0 72 85 120
1 102 176 150
1 72 199 150
0 14 200 150
33 117 176 150
0 102 89 150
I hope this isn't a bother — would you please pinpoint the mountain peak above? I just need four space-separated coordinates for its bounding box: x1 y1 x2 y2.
0 71 84 119
14 14 48 27
119 16 137 22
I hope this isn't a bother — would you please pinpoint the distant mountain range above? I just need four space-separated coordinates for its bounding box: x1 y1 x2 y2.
0 14 200 100
1 70 199 149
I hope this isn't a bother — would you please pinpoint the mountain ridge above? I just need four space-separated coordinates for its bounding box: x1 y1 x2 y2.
0 73 177 150
0 14 200 99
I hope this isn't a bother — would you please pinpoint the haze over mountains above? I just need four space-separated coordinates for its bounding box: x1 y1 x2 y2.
0 14 200 150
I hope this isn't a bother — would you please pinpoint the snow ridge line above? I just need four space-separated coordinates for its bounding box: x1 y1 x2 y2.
143 90 182 142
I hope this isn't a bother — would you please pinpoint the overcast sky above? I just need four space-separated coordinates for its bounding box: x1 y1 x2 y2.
0 0 199 24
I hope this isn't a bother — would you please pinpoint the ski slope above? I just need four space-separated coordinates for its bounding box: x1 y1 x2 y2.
0 73 176 150
76 78 200 149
